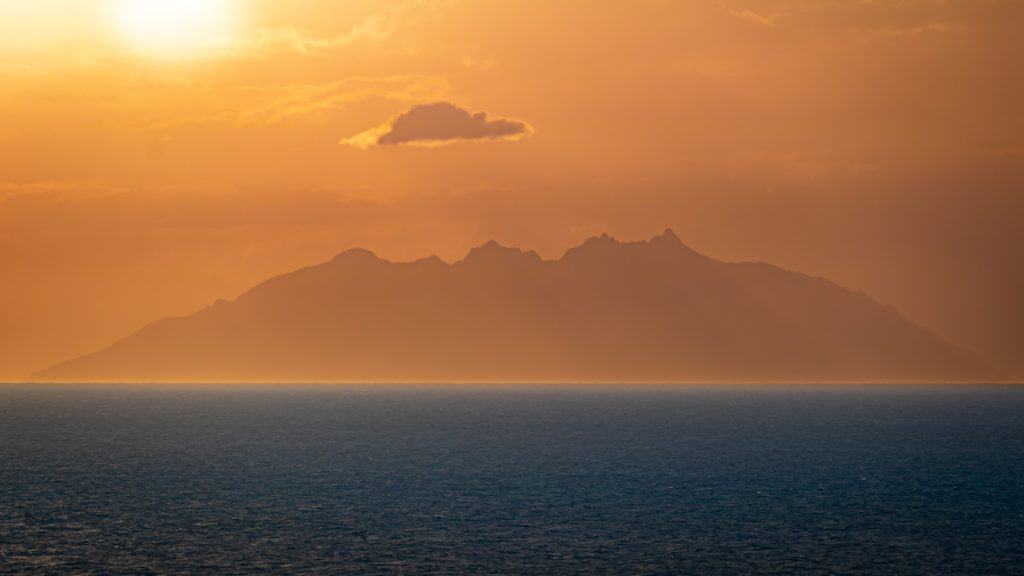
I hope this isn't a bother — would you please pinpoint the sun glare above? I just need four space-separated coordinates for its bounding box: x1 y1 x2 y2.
115 0 232 57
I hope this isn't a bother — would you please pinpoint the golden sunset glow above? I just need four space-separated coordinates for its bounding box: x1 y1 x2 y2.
0 0 1022 382
114 0 233 56
4 5 1023 576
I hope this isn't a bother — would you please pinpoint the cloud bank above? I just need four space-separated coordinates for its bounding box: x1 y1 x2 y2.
341 102 533 149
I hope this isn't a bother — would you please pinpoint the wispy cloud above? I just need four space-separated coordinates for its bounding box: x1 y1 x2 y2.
215 18 394 58
132 75 451 130
226 76 450 126
865 21 957 37
727 9 777 27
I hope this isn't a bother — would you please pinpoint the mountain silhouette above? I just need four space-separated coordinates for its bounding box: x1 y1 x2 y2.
33 230 994 382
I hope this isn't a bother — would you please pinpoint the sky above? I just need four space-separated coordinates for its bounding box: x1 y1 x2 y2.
0 0 1022 380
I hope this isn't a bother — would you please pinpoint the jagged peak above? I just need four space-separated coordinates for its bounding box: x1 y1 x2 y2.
648 227 698 255
331 247 382 264
459 240 541 266
560 228 700 263
409 255 449 267
584 232 619 247
560 232 624 261
653 228 682 245
561 233 613 256
199 298 231 313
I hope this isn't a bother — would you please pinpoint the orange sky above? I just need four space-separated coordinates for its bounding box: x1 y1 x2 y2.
1 0 1022 379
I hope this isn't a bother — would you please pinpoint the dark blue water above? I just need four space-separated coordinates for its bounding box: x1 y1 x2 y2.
1 385 1023 575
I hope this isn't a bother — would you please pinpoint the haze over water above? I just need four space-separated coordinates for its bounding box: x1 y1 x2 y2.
4 1 1022 573
3 384 1022 575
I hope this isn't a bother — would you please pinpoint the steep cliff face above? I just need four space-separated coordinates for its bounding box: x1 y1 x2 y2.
34 230 994 382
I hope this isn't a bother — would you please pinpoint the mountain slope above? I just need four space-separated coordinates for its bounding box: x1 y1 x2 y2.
33 230 994 382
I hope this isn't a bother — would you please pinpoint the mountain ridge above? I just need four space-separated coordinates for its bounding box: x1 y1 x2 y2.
33 230 996 383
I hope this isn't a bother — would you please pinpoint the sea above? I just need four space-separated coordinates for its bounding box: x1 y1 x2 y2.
1 384 1022 575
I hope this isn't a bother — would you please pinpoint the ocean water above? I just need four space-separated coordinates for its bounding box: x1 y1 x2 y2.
1 385 1022 575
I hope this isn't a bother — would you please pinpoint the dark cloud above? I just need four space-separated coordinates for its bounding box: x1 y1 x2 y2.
341 101 532 148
